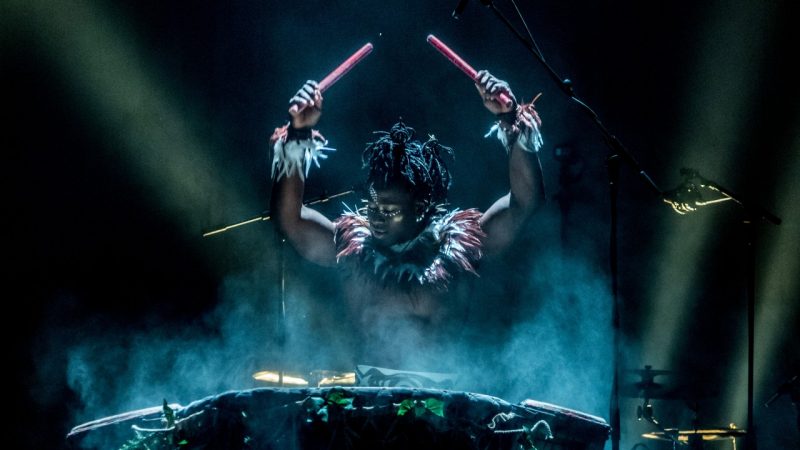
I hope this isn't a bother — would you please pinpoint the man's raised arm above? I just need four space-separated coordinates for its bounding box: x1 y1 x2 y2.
270 81 337 266
475 70 546 255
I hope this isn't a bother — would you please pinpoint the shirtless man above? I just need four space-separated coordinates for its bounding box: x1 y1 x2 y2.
270 70 545 371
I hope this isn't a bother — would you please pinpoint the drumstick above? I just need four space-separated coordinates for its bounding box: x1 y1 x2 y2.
289 43 374 114
426 34 513 108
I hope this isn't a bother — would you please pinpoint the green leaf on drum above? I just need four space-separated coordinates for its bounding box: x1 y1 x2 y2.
397 398 445 418
326 389 354 407
423 398 445 417
397 399 415 416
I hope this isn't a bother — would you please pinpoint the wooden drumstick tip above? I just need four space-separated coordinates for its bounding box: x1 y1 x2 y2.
289 42 373 116
427 34 514 108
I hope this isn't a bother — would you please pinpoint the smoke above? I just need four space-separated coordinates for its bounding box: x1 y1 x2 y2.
36 253 347 433
446 211 614 418
433 192 614 418
39 270 278 429
38 177 615 447
494 246 613 416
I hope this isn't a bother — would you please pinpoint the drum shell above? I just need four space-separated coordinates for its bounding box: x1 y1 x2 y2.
67 387 609 450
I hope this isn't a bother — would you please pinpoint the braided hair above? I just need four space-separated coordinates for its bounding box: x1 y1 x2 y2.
362 121 453 209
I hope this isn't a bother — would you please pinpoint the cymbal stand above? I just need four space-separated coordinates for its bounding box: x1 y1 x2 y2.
685 402 705 450
637 398 686 449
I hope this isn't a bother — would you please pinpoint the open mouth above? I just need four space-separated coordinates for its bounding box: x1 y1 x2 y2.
371 228 387 238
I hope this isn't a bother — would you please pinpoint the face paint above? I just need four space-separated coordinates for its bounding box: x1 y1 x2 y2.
366 185 423 246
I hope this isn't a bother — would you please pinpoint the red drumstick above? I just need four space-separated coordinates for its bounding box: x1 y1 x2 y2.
290 42 374 114
426 34 513 108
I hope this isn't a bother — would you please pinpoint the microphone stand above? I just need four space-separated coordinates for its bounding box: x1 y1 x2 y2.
764 374 799 433
201 188 356 237
681 171 781 450
465 3 663 449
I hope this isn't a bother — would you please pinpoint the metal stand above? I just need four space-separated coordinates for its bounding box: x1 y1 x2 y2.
608 155 622 450
744 218 756 450
765 374 799 433
277 234 288 386
666 170 781 450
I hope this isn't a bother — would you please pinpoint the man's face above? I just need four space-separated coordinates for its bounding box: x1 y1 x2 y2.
366 184 422 246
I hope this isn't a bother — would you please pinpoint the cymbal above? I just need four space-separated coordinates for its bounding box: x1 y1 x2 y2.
252 370 309 386
622 366 719 400
311 370 356 386
253 370 357 387
623 366 673 397
621 379 683 399
643 427 746 442
621 381 721 400
625 366 673 379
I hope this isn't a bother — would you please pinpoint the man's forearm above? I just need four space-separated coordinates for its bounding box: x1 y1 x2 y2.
269 124 337 265
507 143 545 216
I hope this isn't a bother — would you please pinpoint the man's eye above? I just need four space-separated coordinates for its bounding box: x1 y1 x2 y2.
367 205 401 218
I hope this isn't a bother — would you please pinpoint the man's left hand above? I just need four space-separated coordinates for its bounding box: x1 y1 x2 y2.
475 70 516 115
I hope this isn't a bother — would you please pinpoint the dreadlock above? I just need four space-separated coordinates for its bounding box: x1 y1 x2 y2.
362 121 453 207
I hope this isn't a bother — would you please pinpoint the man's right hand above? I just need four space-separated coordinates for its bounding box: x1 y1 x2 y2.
289 80 323 129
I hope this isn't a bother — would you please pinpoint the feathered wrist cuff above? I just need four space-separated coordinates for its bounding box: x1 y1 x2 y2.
270 123 335 181
484 98 543 153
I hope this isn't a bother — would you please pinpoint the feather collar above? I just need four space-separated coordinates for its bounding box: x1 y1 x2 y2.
334 208 485 287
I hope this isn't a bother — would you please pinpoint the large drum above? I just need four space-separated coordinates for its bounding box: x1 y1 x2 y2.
67 387 609 450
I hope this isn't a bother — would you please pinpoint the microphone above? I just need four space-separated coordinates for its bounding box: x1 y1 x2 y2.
765 374 798 408
663 168 702 214
452 0 469 19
